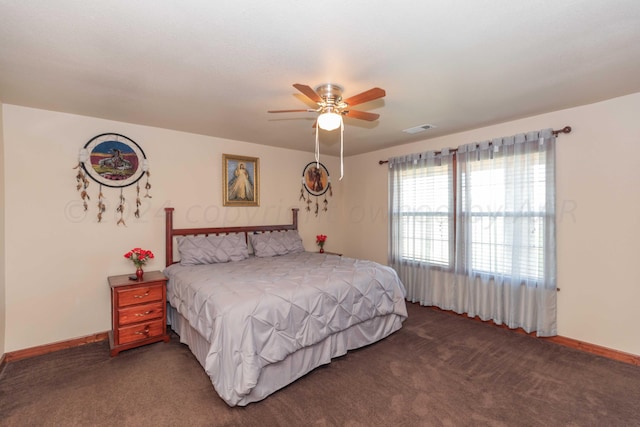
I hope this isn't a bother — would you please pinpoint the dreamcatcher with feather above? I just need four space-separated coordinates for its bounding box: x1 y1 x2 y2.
73 133 151 225
301 162 332 216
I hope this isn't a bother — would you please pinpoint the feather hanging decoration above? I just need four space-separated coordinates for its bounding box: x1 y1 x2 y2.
116 188 126 226
143 160 152 198
134 182 141 218
73 148 91 211
97 185 106 222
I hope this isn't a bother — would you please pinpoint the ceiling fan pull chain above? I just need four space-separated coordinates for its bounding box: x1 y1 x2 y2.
339 118 344 180
315 124 320 167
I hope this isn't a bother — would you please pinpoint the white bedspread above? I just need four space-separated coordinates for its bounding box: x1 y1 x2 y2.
164 252 407 406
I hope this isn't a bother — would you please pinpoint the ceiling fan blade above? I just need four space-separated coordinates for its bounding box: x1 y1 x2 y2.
268 109 315 113
342 87 386 107
343 110 380 121
293 83 322 103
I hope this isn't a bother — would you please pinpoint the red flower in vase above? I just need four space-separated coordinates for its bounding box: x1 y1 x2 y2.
124 247 155 268
316 235 327 252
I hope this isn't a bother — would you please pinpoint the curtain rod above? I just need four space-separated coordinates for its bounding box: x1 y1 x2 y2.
378 126 571 165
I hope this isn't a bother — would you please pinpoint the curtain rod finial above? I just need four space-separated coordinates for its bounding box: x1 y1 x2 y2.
553 126 572 136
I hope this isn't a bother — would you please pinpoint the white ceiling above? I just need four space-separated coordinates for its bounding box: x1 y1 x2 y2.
1 1 640 156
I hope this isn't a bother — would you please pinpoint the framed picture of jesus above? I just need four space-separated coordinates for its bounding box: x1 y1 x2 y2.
222 154 260 207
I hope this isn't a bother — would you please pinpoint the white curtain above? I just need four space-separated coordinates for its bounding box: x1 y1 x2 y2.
389 129 557 336
388 149 458 309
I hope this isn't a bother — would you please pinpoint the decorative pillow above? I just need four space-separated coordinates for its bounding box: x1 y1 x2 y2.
177 233 249 265
249 230 304 257
281 230 305 254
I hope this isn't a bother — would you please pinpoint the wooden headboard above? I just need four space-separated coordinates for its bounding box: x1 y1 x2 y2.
165 207 299 267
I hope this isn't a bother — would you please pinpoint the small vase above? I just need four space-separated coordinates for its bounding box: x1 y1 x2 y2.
319 247 324 253
135 267 144 281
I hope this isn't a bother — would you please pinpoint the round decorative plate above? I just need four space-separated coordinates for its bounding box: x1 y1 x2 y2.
302 162 330 196
81 133 147 188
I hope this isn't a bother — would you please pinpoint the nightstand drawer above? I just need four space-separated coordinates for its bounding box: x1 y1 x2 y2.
118 320 166 345
118 301 164 326
118 285 163 307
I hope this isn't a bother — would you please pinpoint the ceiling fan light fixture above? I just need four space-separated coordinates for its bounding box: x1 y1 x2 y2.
317 112 342 131
269 83 386 179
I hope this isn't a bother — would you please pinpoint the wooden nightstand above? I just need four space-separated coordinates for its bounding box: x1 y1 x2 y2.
108 270 170 356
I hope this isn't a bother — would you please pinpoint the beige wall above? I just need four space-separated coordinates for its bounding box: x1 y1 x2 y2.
0 102 5 356
2 105 343 352
342 92 640 356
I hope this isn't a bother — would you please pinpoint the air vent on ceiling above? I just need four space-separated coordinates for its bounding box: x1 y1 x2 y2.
402 123 436 134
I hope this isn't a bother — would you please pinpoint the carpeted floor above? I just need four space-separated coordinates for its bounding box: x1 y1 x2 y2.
1 302 640 426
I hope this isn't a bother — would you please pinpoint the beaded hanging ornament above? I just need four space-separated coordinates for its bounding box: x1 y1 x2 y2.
300 162 332 216
73 133 151 225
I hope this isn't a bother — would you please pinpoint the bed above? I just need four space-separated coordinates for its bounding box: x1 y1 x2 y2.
163 207 407 406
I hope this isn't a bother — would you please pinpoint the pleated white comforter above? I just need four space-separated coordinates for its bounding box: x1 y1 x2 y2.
164 252 407 406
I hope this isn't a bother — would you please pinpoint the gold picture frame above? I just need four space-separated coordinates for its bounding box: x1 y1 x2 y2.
222 154 259 206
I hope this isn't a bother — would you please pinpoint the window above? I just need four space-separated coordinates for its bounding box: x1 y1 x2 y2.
389 152 454 268
391 136 554 282
459 153 548 280
397 163 452 266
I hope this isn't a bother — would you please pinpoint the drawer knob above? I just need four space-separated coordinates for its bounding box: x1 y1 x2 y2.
134 326 150 336
135 310 152 317
133 291 150 299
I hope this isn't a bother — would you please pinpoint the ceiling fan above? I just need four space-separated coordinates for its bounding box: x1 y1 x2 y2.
268 83 386 180
268 83 386 130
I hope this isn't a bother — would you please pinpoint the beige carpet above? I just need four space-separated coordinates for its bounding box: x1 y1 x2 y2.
1 302 640 426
